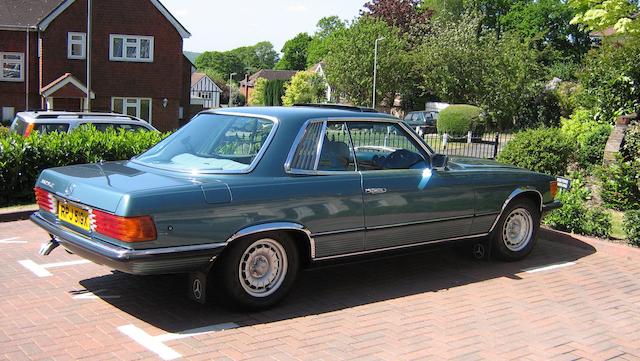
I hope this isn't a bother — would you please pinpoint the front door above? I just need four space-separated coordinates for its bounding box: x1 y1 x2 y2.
348 121 476 250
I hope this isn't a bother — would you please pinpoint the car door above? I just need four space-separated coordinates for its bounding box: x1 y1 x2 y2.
347 121 476 251
284 120 365 259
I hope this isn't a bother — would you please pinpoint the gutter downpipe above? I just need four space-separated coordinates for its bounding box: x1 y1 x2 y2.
85 0 92 112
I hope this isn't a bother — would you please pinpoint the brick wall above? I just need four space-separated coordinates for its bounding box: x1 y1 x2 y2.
0 30 41 117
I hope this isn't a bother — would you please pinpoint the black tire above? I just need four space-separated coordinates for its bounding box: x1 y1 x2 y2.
212 232 299 310
490 199 540 261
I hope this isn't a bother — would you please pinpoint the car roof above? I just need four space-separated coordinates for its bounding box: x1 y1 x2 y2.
206 106 399 123
16 111 146 123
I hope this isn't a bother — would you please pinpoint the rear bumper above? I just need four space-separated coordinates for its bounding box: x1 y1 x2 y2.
542 200 562 213
30 212 225 275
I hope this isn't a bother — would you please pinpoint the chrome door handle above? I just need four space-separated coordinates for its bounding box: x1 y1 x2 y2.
365 188 387 195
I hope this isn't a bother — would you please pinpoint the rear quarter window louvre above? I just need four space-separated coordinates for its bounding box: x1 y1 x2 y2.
289 121 324 170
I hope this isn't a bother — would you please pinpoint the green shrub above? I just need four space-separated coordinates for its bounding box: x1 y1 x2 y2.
497 127 575 175
622 122 640 160
597 158 640 211
0 127 167 206
0 126 8 137
623 210 640 247
576 124 612 169
437 105 484 135
544 174 612 238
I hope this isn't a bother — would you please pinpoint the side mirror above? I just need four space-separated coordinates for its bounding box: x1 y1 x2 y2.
431 153 448 170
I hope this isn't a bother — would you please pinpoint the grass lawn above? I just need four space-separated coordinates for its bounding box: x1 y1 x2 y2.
609 209 626 240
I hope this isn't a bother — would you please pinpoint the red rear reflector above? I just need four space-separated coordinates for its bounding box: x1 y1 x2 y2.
92 209 157 242
24 123 34 137
34 187 56 213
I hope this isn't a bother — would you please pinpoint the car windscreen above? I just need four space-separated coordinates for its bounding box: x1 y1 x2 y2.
134 113 275 173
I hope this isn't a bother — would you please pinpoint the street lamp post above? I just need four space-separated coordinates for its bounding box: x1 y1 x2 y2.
228 72 237 107
372 36 385 109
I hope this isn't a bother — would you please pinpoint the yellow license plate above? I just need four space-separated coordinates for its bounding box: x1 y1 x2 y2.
58 203 91 231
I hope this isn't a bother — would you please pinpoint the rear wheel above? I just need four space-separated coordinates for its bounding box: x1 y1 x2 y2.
490 199 540 261
214 232 299 310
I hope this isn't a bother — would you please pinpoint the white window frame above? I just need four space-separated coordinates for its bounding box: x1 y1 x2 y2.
109 34 154 62
111 97 153 124
67 32 86 59
0 52 24 82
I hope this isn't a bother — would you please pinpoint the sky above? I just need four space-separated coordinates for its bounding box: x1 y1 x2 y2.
161 0 365 54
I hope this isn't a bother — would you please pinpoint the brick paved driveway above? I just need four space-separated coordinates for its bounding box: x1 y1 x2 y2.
1 219 639 360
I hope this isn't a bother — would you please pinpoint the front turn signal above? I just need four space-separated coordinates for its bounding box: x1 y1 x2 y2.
550 180 558 200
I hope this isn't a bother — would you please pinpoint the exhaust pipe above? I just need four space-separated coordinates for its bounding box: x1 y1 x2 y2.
39 238 59 256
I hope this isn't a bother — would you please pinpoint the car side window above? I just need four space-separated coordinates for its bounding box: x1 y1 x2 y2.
34 123 70 134
317 122 356 172
348 122 428 171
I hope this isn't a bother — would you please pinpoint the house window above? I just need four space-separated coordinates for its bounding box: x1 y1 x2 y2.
111 97 152 123
1 52 24 82
109 35 154 62
67 32 86 59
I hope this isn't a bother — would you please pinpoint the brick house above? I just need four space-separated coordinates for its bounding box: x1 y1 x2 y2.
239 69 298 101
0 0 194 131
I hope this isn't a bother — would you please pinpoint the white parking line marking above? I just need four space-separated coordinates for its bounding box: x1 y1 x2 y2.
72 289 121 300
0 237 26 244
118 325 182 360
19 259 91 277
523 261 575 273
18 260 52 277
118 322 239 360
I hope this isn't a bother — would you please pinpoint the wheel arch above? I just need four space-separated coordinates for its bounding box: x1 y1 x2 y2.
225 222 315 264
488 188 543 233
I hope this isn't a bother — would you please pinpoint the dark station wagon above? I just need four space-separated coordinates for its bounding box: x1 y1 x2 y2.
32 105 562 309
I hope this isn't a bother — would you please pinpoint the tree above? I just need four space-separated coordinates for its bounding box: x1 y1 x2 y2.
248 78 267 106
282 71 327 106
569 0 640 34
230 42 279 73
307 16 347 66
500 0 591 60
362 0 433 41
413 15 550 129
576 37 640 121
275 33 313 70
324 17 410 107
195 51 245 78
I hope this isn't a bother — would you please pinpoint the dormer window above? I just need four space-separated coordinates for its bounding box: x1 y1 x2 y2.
67 32 86 59
109 34 154 62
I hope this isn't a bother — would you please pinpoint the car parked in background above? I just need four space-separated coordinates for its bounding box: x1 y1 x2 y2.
9 111 157 137
403 111 438 135
32 105 562 310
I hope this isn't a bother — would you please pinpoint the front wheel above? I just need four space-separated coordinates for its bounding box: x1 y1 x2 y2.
214 232 299 310
490 199 540 261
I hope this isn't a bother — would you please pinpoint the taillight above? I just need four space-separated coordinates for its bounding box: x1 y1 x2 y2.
92 209 157 242
34 187 57 213
24 123 34 137
550 180 558 200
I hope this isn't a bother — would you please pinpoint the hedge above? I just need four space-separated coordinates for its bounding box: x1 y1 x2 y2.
497 127 575 175
0 127 167 206
623 210 640 247
437 104 484 135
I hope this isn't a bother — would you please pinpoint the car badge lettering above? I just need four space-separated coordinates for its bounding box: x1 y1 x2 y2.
40 179 55 188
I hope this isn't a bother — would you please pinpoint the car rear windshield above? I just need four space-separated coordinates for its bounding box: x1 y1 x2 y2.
9 117 28 135
134 113 275 173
